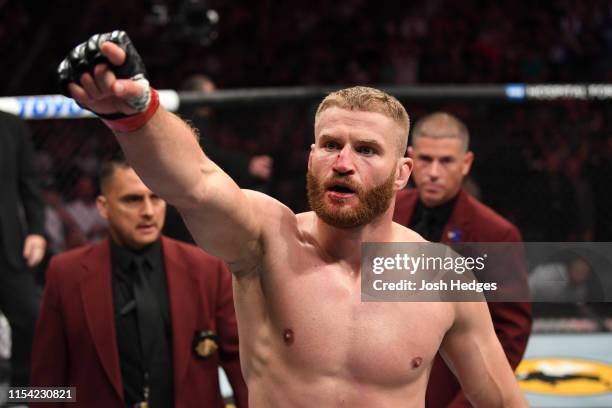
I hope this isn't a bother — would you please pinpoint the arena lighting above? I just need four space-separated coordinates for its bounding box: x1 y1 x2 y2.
1 83 612 120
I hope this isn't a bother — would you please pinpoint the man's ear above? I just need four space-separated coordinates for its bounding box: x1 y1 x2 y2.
307 143 315 171
462 151 474 176
394 157 413 191
96 195 109 220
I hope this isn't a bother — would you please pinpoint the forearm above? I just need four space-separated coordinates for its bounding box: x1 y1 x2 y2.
490 302 532 368
114 107 212 208
461 341 528 408
445 302 528 408
59 31 263 261
466 372 527 408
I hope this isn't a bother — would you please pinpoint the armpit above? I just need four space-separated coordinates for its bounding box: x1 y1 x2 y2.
227 242 264 279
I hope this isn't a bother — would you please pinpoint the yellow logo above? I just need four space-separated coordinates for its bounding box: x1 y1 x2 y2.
195 338 218 358
516 357 612 396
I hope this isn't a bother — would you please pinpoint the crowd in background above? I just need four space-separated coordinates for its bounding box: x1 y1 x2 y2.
0 0 611 252
1 1 611 402
27 98 612 258
2 1 612 93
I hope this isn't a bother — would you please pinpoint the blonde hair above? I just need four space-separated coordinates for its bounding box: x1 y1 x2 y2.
315 86 410 157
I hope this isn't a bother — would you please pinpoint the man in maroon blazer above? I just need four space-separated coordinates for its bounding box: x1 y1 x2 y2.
394 112 532 408
31 156 248 408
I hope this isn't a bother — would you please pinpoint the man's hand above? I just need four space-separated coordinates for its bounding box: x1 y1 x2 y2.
23 234 46 268
58 31 157 130
248 155 273 180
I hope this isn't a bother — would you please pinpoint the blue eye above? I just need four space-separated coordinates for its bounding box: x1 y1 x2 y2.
357 146 375 155
324 141 339 150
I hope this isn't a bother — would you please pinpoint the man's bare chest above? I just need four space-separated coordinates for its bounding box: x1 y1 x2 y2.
261 254 453 386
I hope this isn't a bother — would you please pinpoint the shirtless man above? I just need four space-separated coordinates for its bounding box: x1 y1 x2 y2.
59 31 527 407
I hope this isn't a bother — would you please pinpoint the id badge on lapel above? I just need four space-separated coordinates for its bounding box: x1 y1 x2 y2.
193 330 219 359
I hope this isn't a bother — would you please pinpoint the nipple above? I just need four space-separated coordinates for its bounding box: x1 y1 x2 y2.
283 328 294 346
411 357 423 369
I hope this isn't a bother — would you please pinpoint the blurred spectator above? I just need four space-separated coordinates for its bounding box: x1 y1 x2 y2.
65 174 108 242
43 186 86 254
4 0 611 250
0 112 45 387
74 139 101 177
4 1 612 93
31 156 248 408
529 254 604 303
393 111 531 408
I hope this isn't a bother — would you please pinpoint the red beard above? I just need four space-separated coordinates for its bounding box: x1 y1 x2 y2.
306 169 396 229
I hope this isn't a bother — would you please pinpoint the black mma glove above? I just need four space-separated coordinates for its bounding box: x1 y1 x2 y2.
57 30 152 119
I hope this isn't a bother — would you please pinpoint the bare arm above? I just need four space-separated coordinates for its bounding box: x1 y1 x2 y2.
115 107 262 267
214 261 249 407
440 302 528 407
65 36 262 269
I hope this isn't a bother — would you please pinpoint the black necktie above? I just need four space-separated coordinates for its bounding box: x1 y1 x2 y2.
132 258 164 400
413 209 435 241
131 257 172 407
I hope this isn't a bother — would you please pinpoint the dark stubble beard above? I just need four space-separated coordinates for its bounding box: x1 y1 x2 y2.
306 169 397 229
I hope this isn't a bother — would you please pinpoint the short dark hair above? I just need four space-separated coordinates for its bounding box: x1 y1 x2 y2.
411 112 470 152
98 152 131 194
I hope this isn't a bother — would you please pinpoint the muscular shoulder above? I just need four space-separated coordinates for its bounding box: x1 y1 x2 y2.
244 189 300 234
244 189 295 214
393 221 427 242
224 190 301 277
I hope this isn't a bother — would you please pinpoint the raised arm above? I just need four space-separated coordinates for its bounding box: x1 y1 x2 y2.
440 302 528 407
60 32 263 272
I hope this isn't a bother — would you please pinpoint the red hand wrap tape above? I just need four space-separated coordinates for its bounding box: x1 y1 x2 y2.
102 88 160 133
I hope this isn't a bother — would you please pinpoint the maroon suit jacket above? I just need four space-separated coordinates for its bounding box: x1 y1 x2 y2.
394 188 532 408
31 236 248 408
